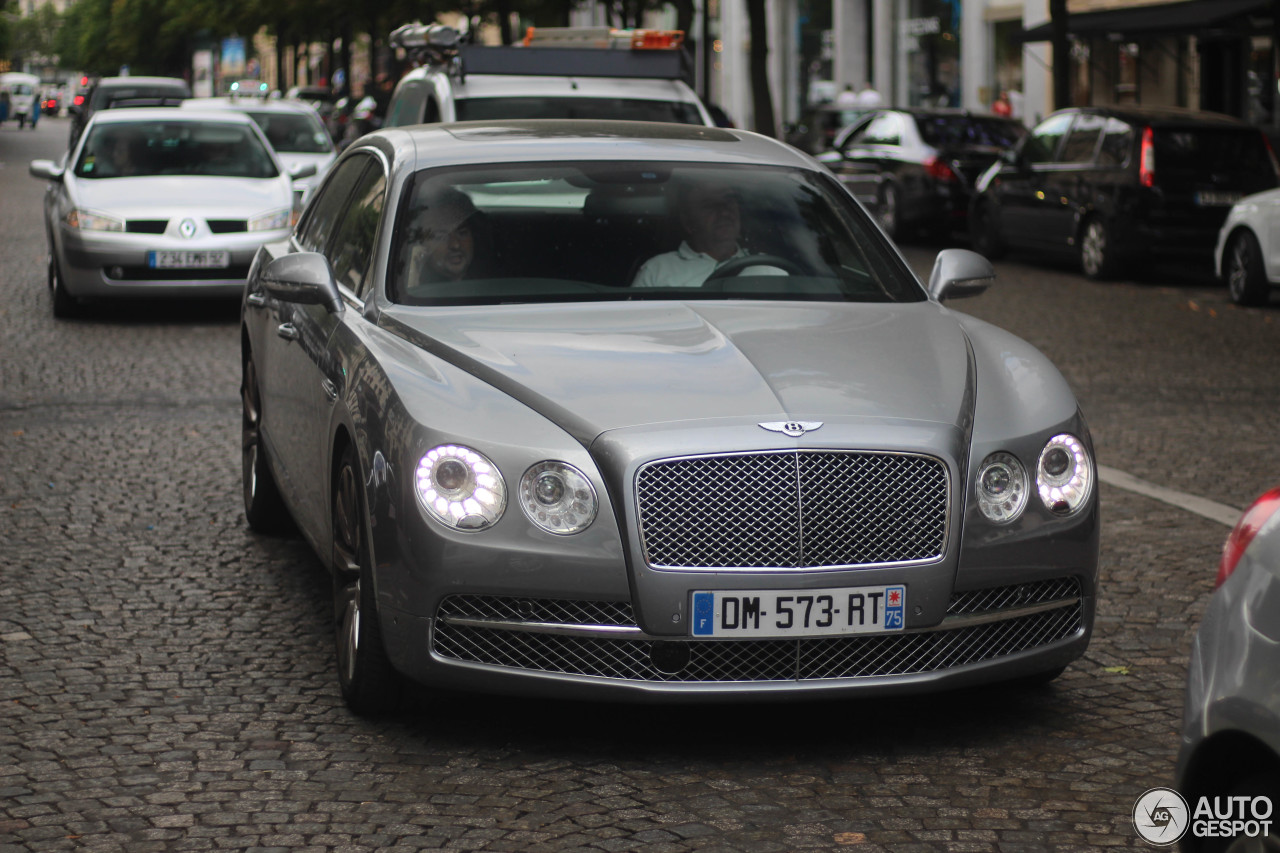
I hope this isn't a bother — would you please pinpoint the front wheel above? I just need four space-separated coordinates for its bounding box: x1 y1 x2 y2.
1079 218 1122 280
1225 231 1272 306
48 253 80 319
333 444 403 715
241 353 292 533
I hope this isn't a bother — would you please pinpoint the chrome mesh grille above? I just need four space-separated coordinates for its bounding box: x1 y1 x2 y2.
432 578 1083 683
636 451 949 569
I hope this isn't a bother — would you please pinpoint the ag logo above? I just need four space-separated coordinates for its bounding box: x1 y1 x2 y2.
1133 787 1190 845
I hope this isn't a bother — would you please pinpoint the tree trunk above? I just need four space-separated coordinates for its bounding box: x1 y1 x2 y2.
745 0 776 136
275 22 288 91
1050 0 1070 109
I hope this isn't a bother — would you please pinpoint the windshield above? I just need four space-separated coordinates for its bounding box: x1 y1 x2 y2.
455 97 705 125
245 110 333 153
389 162 925 306
917 116 1025 148
75 121 280 179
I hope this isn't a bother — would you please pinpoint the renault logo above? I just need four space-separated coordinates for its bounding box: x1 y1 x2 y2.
178 218 197 239
759 421 823 437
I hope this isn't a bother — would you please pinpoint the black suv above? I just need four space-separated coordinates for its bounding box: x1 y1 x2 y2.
969 106 1279 279
68 76 190 151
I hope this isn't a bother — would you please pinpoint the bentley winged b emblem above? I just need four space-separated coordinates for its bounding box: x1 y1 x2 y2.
759 420 823 438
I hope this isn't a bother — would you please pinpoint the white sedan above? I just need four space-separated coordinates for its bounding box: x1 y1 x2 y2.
29 108 314 317
1215 188 1280 306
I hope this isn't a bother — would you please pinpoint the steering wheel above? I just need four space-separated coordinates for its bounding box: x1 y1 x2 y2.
704 254 806 283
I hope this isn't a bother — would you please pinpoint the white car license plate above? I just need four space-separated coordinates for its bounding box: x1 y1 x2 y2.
690 585 906 638
1195 191 1242 207
147 250 230 269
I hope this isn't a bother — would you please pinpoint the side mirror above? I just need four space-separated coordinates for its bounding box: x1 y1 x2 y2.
288 162 318 180
29 159 64 181
261 252 344 313
928 248 994 301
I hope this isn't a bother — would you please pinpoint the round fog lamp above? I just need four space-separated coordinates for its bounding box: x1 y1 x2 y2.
976 451 1028 523
520 461 598 535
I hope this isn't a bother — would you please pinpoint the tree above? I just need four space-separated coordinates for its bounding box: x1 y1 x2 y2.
745 0 775 136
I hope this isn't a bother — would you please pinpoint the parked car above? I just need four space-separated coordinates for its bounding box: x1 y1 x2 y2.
1214 190 1280 306
68 75 191 151
1176 486 1280 851
785 103 874 155
181 97 338 212
817 108 1026 242
970 106 1280 280
240 118 1099 714
30 108 313 317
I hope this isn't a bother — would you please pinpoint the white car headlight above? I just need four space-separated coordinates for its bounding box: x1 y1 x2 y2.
248 208 291 232
976 451 1028 523
65 208 123 232
519 461 598 535
1036 434 1092 515
414 445 506 531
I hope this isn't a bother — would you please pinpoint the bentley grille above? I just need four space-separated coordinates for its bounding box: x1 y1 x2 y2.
636 450 949 569
432 578 1084 683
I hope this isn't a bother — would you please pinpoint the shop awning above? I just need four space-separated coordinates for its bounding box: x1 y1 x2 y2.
1020 0 1271 42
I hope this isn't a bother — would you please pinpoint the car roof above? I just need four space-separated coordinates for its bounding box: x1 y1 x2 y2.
1053 105 1248 127
366 119 813 169
402 66 702 103
94 76 190 90
90 107 257 125
182 97 318 114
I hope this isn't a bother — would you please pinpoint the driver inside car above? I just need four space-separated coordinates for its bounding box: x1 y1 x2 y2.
631 177 786 287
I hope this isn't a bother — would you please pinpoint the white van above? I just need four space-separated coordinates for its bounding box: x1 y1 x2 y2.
0 71 41 128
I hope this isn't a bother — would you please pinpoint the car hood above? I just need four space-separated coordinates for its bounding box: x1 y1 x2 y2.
71 175 291 215
383 300 974 442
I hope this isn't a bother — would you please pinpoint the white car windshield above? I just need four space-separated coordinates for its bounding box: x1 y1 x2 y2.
390 162 924 305
75 121 280 180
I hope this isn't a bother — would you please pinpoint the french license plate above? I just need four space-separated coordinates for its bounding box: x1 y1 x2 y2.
1195 191 1242 207
690 585 906 638
147 250 230 269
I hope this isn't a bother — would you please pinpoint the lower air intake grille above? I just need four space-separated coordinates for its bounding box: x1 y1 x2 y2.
432 578 1084 683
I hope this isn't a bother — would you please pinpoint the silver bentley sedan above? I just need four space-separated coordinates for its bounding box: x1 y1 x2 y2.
30 108 313 317
240 120 1100 714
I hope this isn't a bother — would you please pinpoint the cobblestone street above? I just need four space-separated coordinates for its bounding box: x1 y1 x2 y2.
3 117 1279 851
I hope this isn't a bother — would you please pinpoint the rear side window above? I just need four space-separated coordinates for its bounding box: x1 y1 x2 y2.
1022 113 1074 165
386 79 427 128
1097 118 1133 167
1059 113 1106 163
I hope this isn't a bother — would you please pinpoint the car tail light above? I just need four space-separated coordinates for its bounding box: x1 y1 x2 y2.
924 156 958 183
1217 486 1280 587
1263 133 1280 180
73 94 85 107
1139 126 1156 188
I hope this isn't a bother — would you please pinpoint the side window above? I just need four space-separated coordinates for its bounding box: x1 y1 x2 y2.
295 156 370 253
1021 113 1074 165
424 97 440 123
1097 118 1135 167
1059 114 1106 164
327 165 387 299
386 80 426 128
858 112 903 146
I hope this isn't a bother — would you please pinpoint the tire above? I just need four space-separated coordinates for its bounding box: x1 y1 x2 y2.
876 183 900 241
332 444 403 714
1225 231 1272 307
1198 773 1280 853
241 353 292 533
1079 217 1121 280
48 253 80 319
969 202 1006 260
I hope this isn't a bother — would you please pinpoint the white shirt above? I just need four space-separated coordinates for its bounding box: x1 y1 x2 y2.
632 242 749 288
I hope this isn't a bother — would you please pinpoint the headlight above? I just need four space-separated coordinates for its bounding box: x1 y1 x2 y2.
1036 434 1092 515
976 451 1028 523
519 461 598 535
414 445 506 531
65 208 123 232
248 208 291 232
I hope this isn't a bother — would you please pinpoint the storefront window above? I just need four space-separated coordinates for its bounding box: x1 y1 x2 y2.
902 0 961 107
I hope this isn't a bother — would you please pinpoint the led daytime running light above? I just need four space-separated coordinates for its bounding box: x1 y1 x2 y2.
1036 434 1092 515
414 444 506 531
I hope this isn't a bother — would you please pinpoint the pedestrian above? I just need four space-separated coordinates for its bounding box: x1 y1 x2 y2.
992 91 1012 117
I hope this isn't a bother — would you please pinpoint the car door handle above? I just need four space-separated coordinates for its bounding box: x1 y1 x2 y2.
276 322 299 341
321 378 338 402
246 291 267 308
